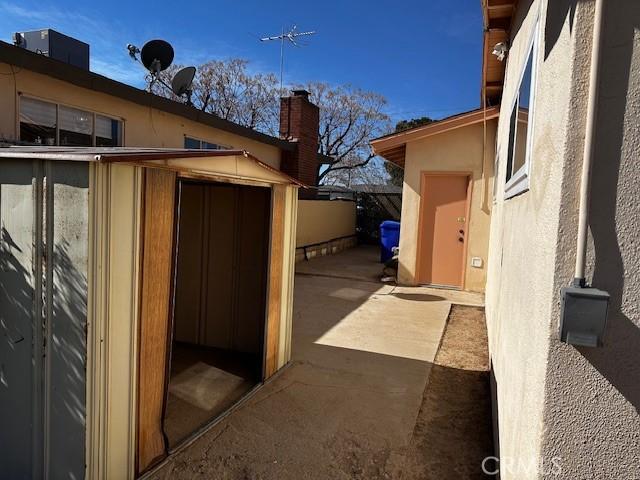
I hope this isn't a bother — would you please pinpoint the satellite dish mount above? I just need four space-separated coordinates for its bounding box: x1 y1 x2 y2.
127 39 196 105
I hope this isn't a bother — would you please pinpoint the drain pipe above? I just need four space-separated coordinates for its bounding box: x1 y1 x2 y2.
560 0 610 348
573 0 604 288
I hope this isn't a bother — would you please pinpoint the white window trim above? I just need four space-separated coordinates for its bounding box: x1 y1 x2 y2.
504 19 540 199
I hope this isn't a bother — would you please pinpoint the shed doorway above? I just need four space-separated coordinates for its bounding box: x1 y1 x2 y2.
163 180 271 447
416 173 471 288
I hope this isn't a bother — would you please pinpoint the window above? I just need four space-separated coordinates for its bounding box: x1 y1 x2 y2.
184 136 201 149
19 96 123 147
504 22 539 198
95 115 123 147
20 97 57 145
184 136 230 150
59 105 93 146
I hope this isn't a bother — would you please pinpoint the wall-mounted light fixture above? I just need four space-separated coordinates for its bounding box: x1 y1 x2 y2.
492 42 509 61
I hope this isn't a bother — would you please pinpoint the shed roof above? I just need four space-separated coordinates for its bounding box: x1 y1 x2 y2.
0 146 305 186
370 107 499 167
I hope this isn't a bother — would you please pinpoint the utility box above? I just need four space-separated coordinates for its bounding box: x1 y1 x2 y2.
560 286 610 347
13 29 89 70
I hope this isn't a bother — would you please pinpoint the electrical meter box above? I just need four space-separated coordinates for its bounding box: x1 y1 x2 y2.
560 286 610 347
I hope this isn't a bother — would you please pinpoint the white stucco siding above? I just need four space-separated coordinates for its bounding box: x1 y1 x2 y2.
485 0 574 477
539 1 640 478
488 0 640 478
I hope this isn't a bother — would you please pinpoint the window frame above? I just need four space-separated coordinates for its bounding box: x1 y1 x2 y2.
17 94 124 147
184 135 231 150
504 20 540 200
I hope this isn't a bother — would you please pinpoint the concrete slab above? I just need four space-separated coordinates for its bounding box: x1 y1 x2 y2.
150 247 472 479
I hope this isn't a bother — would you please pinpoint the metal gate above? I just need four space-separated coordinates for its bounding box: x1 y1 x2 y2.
0 159 88 479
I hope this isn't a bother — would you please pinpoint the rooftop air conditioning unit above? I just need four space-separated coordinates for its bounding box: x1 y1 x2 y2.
13 29 89 70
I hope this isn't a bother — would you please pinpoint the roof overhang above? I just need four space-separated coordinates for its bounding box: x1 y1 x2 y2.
0 147 305 187
481 0 516 107
370 107 500 167
0 41 295 152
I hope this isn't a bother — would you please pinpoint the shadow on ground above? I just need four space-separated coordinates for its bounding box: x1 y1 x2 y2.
150 248 492 479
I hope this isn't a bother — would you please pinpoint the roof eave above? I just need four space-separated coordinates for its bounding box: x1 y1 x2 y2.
371 107 499 150
0 41 294 152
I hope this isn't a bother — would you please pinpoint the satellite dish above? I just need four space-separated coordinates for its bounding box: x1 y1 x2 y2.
140 39 174 74
171 66 196 96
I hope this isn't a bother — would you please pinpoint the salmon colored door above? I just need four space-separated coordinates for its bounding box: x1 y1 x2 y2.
416 173 470 288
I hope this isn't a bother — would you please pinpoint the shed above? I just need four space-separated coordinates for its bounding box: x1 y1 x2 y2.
0 147 301 478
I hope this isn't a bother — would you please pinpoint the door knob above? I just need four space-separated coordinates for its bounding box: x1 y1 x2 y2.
458 237 464 243
459 230 464 234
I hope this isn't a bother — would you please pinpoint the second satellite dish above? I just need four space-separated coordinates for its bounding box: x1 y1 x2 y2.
172 66 196 96
141 39 174 73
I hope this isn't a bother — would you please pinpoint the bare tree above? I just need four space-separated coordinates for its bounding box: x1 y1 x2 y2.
152 62 393 186
300 82 392 184
153 59 280 136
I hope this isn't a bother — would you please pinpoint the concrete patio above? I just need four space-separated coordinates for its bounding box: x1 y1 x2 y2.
150 246 484 479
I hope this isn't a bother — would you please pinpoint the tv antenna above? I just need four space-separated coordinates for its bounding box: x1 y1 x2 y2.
260 25 316 93
127 39 197 105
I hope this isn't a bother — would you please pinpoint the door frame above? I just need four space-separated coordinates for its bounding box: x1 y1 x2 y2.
136 173 280 475
414 171 473 290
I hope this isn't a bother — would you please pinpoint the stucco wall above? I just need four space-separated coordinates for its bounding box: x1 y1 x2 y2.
540 0 640 477
486 0 640 478
0 66 282 168
398 120 496 292
296 199 356 247
485 0 569 476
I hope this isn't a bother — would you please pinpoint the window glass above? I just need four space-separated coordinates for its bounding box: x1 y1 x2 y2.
202 141 221 150
506 104 517 182
59 105 92 146
95 115 122 147
513 53 533 174
20 97 57 145
505 33 536 189
184 137 201 149
519 54 533 111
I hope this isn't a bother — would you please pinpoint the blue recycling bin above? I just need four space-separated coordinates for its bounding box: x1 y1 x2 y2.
380 220 400 263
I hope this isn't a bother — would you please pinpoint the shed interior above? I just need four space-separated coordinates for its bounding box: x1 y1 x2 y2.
163 180 271 447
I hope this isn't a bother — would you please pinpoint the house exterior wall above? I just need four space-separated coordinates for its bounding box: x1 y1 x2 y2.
397 120 496 292
0 65 282 168
486 0 640 478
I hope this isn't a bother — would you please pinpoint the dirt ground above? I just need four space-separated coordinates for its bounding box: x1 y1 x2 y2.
148 248 492 480
401 305 494 479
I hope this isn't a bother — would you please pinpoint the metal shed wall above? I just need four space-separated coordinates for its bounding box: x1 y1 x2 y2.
0 159 88 479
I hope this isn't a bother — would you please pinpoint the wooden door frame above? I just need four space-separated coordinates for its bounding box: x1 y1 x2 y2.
136 173 280 476
415 171 473 290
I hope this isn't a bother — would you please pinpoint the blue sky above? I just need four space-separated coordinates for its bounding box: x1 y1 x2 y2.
0 0 484 123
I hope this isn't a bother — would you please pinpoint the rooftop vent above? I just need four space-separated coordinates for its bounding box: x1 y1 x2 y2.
13 29 89 70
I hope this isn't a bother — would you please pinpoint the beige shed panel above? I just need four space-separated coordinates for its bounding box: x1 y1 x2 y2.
0 147 300 479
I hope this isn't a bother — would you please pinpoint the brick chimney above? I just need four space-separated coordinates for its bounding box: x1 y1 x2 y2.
279 90 320 197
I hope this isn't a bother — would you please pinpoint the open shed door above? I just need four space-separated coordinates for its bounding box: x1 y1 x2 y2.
136 169 177 474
